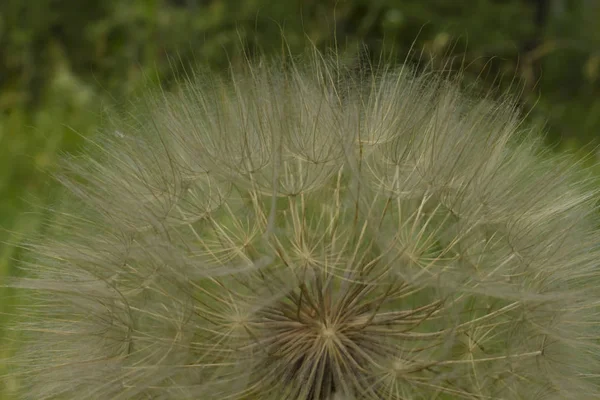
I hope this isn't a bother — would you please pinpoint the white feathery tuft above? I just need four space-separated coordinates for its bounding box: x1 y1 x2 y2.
3 46 600 400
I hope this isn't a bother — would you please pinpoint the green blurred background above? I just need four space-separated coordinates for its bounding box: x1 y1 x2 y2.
1 0 599 397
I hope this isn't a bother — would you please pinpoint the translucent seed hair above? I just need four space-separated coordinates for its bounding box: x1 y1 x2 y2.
3 46 600 400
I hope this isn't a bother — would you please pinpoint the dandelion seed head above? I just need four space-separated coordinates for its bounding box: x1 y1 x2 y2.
4 45 600 400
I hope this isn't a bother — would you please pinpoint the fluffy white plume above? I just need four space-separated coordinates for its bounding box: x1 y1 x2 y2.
3 47 600 400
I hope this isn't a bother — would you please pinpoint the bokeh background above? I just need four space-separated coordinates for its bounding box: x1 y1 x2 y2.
1 1 599 398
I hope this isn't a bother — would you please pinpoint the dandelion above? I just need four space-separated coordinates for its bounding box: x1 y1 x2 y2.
3 46 600 399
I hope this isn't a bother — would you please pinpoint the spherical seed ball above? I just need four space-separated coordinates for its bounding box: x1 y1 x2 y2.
5 50 600 400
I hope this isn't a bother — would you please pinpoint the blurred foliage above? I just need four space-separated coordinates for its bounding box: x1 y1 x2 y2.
0 0 599 397
0 0 598 148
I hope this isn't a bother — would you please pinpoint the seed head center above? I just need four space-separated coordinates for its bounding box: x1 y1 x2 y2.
320 323 336 339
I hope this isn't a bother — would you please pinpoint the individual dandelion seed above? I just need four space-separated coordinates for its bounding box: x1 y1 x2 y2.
3 45 600 400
